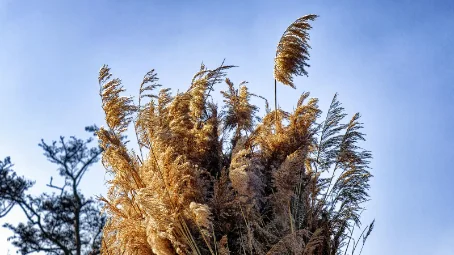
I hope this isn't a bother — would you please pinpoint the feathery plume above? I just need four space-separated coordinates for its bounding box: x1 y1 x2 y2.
274 14 318 88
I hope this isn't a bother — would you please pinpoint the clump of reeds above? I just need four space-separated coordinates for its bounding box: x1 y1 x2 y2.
97 14 374 255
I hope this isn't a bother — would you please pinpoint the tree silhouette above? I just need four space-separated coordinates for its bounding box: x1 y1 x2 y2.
2 126 105 255
0 157 33 218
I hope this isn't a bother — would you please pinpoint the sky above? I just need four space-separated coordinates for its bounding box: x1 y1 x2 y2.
0 0 453 254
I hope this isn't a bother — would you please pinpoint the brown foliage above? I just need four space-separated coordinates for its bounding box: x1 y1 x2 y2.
97 14 374 255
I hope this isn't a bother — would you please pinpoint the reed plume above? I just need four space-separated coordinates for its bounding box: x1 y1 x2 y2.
274 14 318 88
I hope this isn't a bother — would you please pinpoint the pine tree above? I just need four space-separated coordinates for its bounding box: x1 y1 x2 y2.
2 126 105 255
0 157 33 218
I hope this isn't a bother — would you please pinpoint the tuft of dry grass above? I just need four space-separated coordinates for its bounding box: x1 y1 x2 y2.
97 14 374 255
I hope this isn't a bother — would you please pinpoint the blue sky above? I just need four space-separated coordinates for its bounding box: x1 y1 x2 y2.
1 0 453 254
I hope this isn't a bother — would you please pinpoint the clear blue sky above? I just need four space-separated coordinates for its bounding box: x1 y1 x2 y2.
1 0 453 254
